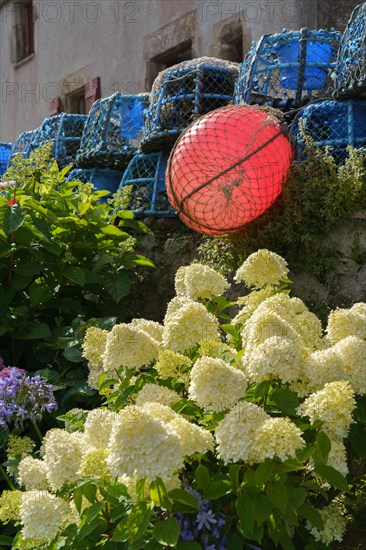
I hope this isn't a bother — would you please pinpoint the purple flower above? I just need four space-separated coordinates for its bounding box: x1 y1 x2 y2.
196 509 217 531
0 363 57 428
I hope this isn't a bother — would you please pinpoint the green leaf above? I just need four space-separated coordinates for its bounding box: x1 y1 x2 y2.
154 517 180 546
236 494 254 536
127 501 152 541
15 321 51 340
253 495 272 525
2 203 25 236
287 486 307 509
0 536 14 546
349 424 366 458
149 478 172 511
267 483 288 515
271 388 299 415
299 503 324 531
168 489 199 510
195 464 210 491
28 280 54 305
111 517 129 542
101 225 129 237
177 543 202 550
64 266 86 286
63 346 83 363
276 458 307 474
253 380 271 399
204 479 232 500
317 431 331 459
314 465 349 492
255 461 273 485
103 271 131 303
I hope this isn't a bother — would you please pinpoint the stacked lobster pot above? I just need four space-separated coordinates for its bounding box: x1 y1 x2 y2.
0 143 12 177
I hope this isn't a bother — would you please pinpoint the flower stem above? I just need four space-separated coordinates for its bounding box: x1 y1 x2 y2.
32 421 43 444
0 463 16 490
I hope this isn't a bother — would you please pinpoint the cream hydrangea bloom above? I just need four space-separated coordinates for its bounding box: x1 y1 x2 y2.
0 490 22 525
301 347 346 393
82 326 108 367
84 408 119 450
327 439 349 477
233 287 275 325
252 417 305 462
155 349 192 380
20 491 74 541
234 249 289 289
7 436 35 459
297 381 356 439
334 336 366 395
326 303 366 343
43 429 85 490
142 402 214 456
175 263 228 300
242 308 301 355
188 356 248 412
107 405 184 480
215 401 269 464
18 457 49 491
135 383 181 407
306 497 349 545
130 318 164 343
198 339 236 361
163 301 220 352
243 336 302 384
164 297 193 324
103 323 159 370
78 449 110 479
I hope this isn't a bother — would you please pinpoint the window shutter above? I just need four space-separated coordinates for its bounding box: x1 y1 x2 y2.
85 77 101 113
49 97 62 116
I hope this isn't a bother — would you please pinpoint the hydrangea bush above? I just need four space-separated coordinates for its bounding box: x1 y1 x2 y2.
1 250 366 549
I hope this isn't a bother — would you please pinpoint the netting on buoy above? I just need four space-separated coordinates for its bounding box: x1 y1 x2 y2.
141 57 239 153
76 93 149 169
166 105 293 235
293 98 366 163
235 29 341 112
119 152 175 216
333 2 366 98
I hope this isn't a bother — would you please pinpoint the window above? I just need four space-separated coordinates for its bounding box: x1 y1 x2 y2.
148 41 193 88
50 77 101 116
67 89 87 115
13 0 35 63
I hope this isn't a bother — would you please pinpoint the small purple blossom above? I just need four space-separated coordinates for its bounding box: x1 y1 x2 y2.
0 360 57 428
196 509 217 531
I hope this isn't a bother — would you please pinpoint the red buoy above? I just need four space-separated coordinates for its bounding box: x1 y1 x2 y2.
166 105 293 235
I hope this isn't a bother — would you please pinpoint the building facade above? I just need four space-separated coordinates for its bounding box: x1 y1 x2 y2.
0 0 360 142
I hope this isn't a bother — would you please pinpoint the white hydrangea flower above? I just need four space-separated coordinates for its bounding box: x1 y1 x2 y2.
233 287 275 325
297 381 356 440
334 336 366 395
103 323 159 370
301 347 346 393
155 349 192 381
234 249 289 289
327 304 366 343
252 417 305 462
78 449 110 479
175 263 228 300
20 491 74 541
163 301 220 352
215 401 269 464
164 297 193 324
130 318 164 343
142 402 214 456
43 429 85 490
243 336 302 383
84 408 119 450
18 457 49 491
306 497 350 545
327 439 349 477
242 308 301 355
107 405 184 481
188 356 248 412
82 327 108 367
135 384 181 407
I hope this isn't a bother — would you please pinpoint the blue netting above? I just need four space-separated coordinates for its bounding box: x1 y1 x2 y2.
9 131 35 165
141 58 239 153
333 2 366 98
293 99 366 163
0 143 12 176
76 93 149 169
119 152 175 216
35 113 87 166
235 29 341 111
66 168 124 196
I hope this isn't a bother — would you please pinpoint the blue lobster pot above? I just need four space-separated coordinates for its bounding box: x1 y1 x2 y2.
0 143 12 176
8 131 35 165
279 41 332 90
36 113 87 167
66 168 124 196
119 152 175 215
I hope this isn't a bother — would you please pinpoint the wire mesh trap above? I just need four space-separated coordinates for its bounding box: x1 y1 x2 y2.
166 105 293 235
119 152 175 216
333 2 366 98
76 93 149 169
35 113 87 167
66 168 124 196
0 143 12 177
293 99 366 163
235 29 341 112
8 131 36 166
140 57 239 153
